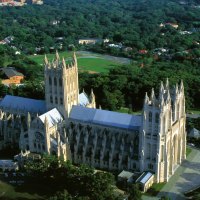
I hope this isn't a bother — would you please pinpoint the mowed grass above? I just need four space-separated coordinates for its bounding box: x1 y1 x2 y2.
78 57 120 73
28 51 73 65
186 147 192 157
28 52 121 73
0 180 42 199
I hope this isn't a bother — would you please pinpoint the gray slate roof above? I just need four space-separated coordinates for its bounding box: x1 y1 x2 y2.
69 105 141 130
0 95 46 114
1 68 24 78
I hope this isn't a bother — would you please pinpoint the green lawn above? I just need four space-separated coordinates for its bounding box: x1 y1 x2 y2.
28 51 121 73
187 109 200 114
28 51 73 65
118 107 141 115
78 57 120 73
0 180 42 199
186 147 192 157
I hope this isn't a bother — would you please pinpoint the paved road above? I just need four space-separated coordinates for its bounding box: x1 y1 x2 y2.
143 148 200 200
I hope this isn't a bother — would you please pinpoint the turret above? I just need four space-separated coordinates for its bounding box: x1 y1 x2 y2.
90 89 96 108
44 116 50 154
144 92 149 105
159 81 164 101
151 88 156 105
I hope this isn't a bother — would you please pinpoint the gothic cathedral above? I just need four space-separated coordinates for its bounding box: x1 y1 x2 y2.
0 52 186 183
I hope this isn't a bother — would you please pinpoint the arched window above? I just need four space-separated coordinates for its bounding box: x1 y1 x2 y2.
60 97 63 105
149 112 152 122
50 96 53 103
59 78 62 87
54 77 57 86
49 77 52 85
155 113 159 123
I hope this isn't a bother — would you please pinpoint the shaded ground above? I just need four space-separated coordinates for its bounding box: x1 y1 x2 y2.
142 148 200 200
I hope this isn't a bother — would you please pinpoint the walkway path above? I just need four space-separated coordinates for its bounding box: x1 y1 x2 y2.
143 148 200 200
158 148 200 200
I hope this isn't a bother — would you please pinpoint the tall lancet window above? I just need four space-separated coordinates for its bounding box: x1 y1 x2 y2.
59 78 62 87
149 112 152 122
49 77 52 85
54 77 57 86
155 113 159 123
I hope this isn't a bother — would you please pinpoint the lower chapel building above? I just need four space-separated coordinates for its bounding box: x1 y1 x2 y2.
0 52 186 183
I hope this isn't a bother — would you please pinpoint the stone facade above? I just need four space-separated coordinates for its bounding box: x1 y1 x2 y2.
0 52 186 183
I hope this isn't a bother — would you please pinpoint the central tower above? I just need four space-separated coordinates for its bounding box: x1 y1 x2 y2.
44 52 79 119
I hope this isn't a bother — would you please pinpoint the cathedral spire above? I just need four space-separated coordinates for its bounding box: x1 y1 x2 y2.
159 81 164 100
151 88 156 104
44 54 49 65
90 88 96 108
175 83 179 94
166 88 171 103
44 116 49 129
165 78 169 90
62 57 66 68
144 92 149 105
180 80 184 93
73 51 77 67
55 50 60 61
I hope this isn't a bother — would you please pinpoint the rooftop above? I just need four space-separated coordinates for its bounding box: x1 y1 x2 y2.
69 105 141 130
136 172 154 184
0 95 46 114
1 67 24 78
39 108 63 127
118 170 134 179
79 92 90 106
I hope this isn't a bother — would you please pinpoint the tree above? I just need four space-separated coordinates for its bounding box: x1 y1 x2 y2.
128 184 142 200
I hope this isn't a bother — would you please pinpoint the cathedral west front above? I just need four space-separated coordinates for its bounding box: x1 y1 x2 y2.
0 52 186 183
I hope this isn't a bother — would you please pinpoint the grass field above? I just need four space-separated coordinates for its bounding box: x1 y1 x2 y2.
186 147 192 157
28 51 122 73
0 180 42 200
78 57 120 73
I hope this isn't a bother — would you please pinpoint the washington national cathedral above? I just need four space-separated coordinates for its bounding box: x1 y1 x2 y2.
0 52 186 183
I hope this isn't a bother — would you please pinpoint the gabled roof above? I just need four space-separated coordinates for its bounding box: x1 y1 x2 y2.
69 105 141 130
39 108 63 127
136 172 154 184
1 67 24 78
79 92 90 106
118 170 134 179
0 95 46 114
